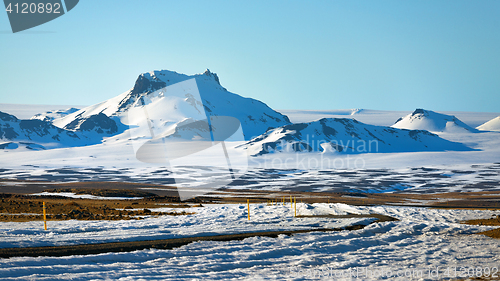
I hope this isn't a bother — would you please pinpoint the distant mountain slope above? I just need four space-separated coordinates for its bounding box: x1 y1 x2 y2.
64 112 119 135
53 69 291 140
477 116 500 132
31 108 80 122
0 111 82 150
0 110 118 150
238 118 473 156
392 109 478 133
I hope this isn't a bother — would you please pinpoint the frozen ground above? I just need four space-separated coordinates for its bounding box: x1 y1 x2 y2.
0 203 375 249
2 163 499 194
1 152 499 195
0 203 499 280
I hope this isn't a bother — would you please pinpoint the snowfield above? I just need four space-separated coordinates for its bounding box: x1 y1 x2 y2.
0 203 499 280
0 203 376 249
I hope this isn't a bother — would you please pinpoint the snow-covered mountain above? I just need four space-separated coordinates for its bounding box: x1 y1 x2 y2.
392 109 478 133
238 118 473 156
477 116 500 132
53 69 291 140
31 107 79 122
0 111 87 150
64 113 120 135
2 71 485 157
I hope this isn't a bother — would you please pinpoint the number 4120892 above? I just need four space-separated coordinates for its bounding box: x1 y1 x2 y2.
5 2 61 14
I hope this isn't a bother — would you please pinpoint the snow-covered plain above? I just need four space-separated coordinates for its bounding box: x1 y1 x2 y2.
0 203 375 249
0 203 499 280
30 192 144 200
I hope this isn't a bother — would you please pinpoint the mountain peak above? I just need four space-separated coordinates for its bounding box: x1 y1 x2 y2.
128 69 222 98
129 73 167 97
393 108 477 133
411 108 427 116
53 68 291 140
202 69 221 85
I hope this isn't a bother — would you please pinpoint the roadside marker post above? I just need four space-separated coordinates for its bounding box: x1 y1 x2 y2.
247 199 250 221
290 195 292 208
294 196 296 217
43 202 47 231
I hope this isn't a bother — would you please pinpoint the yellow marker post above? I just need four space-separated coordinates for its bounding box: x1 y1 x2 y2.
43 202 47 231
290 195 292 208
294 196 296 217
247 199 250 220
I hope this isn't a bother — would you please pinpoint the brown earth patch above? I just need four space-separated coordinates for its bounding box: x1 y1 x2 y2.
2 179 500 209
477 228 500 239
464 216 500 227
463 215 500 239
0 191 196 222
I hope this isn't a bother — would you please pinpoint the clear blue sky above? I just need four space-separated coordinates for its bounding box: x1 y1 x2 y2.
1 0 499 112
